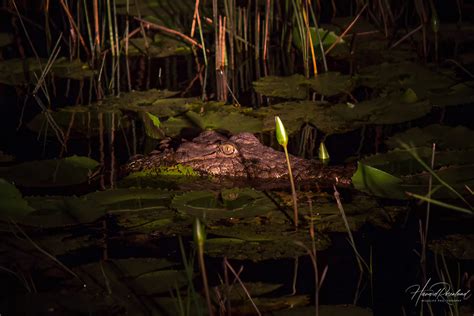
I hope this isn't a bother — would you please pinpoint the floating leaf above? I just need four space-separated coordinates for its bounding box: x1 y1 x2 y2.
253 72 352 99
308 72 353 96
142 112 164 139
85 188 172 210
386 124 474 150
0 32 13 47
171 188 276 220
22 195 105 227
0 179 34 219
185 109 262 134
293 27 344 53
430 234 474 260
352 162 405 199
253 74 308 99
273 304 373 316
427 81 474 107
27 107 124 138
358 62 455 99
0 156 99 188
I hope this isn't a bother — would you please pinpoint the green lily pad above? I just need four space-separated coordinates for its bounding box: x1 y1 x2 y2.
204 217 331 261
257 94 431 136
145 97 195 117
216 282 283 301
358 62 455 99
430 234 474 260
361 147 474 175
352 163 405 199
0 179 34 219
160 116 194 137
52 57 96 80
253 74 308 99
0 32 13 47
22 195 105 227
185 108 263 134
28 106 124 138
356 149 474 199
76 258 187 298
0 156 99 188
301 193 407 231
128 35 192 58
142 112 164 139
428 81 474 107
293 27 344 53
0 57 94 85
386 124 474 150
342 93 431 125
273 304 373 316
308 72 353 96
253 72 352 99
85 188 172 210
172 188 276 220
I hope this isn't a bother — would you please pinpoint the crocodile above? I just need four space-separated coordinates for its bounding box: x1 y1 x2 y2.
122 130 356 187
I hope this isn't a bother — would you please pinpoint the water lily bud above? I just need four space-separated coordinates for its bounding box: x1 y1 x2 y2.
275 116 288 147
193 217 206 248
319 142 330 163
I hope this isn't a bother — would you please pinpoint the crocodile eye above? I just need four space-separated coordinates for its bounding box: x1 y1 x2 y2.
220 143 236 155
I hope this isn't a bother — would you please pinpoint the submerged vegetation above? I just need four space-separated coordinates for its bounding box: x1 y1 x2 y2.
0 0 473 315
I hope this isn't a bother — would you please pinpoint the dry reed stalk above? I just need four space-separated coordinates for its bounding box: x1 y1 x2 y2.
93 0 100 53
324 3 368 55
191 0 200 37
303 0 318 75
263 0 271 61
134 17 203 49
59 0 90 56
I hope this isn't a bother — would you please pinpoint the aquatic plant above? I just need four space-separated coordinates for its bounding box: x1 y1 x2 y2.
275 116 299 230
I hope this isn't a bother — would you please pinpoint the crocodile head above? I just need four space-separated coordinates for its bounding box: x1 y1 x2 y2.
123 130 354 186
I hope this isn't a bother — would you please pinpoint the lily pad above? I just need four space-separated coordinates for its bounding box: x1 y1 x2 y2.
76 258 187 298
430 234 474 260
160 116 194 137
185 108 263 134
0 156 99 188
257 94 431 136
22 195 105 227
352 163 405 199
361 147 474 175
172 188 276 220
356 149 474 199
273 304 373 316
428 81 474 107
128 35 192 58
0 179 34 219
308 72 353 96
293 27 344 53
386 124 474 150
0 57 94 85
357 62 455 99
341 93 431 125
253 74 308 99
253 72 352 99
85 188 172 210
52 57 95 80
0 32 13 47
204 216 331 261
28 106 124 138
